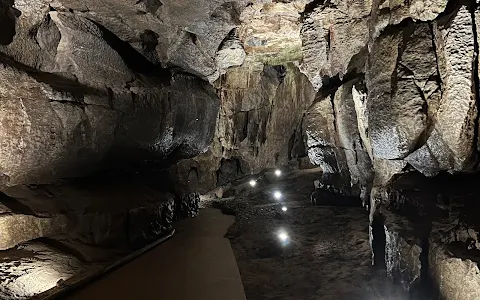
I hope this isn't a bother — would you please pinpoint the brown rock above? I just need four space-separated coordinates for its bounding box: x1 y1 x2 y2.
0 214 69 250
429 242 480 300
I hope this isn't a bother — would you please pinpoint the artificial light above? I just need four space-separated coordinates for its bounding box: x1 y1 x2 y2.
273 191 282 200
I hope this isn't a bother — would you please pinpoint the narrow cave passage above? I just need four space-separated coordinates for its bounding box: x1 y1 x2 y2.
60 169 422 300
1 0 480 299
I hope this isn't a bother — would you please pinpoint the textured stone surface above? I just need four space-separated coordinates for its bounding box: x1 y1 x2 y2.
0 242 93 300
31 0 245 83
0 65 114 186
216 36 246 75
300 5 370 89
49 11 133 88
239 1 304 65
0 1 223 185
384 212 422 291
429 243 480 300
173 62 315 192
432 6 477 171
367 24 433 161
303 80 373 196
303 96 338 173
427 214 480 300
0 1 480 299
1 183 181 249
0 0 463 192
428 218 480 300
0 214 68 251
333 80 373 194
0 65 218 186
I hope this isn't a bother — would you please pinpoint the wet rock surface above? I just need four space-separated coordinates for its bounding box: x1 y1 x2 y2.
211 170 411 300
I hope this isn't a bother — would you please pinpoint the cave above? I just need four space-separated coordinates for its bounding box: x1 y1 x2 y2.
0 0 480 299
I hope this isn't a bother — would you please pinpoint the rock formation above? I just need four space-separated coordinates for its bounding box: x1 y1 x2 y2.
1 0 480 299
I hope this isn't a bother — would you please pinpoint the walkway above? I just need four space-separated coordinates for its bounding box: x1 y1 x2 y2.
68 209 246 300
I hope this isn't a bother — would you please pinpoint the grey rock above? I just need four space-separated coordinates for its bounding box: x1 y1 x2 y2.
48 11 134 89
0 61 218 186
176 193 200 218
367 24 430 160
334 80 373 193
300 14 369 90
405 144 441 177
216 157 250 186
402 6 478 176
303 96 339 173
216 36 246 75
384 212 422 291
50 0 244 82
116 73 219 161
303 80 373 195
239 2 303 66
126 196 175 248
174 63 315 192
372 159 407 187
0 66 110 185
1 183 180 250
432 6 477 172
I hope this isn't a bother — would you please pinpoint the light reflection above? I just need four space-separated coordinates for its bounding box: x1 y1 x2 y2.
249 180 257 187
281 206 288 212
274 169 282 177
273 191 282 200
278 230 289 243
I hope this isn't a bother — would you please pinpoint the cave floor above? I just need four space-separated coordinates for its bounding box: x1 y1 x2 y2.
213 169 411 300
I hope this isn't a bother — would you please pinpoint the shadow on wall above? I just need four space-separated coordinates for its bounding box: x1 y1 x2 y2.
216 157 250 186
0 0 20 45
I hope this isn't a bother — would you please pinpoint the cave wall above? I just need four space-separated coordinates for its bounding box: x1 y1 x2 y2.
1 0 480 298
171 0 480 201
296 0 479 195
5 0 474 197
303 79 374 199
294 2 480 299
172 62 316 192
0 3 220 187
0 0 225 264
174 1 480 299
290 1 480 202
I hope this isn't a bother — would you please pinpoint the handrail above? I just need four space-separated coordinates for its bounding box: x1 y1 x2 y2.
35 228 176 299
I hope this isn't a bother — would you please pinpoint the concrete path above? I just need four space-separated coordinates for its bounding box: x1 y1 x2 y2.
68 209 246 300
